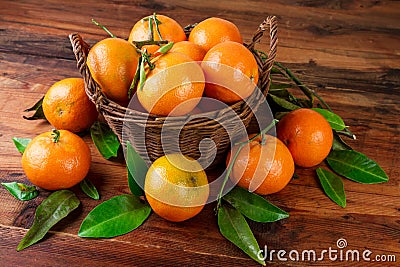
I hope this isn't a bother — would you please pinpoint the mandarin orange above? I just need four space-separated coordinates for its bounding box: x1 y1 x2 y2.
188 17 242 52
42 78 98 133
277 108 333 167
87 38 139 105
227 134 294 195
201 41 258 104
144 154 209 222
21 129 91 191
137 52 204 116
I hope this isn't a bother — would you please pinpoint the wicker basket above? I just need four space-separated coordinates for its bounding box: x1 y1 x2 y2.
69 16 277 168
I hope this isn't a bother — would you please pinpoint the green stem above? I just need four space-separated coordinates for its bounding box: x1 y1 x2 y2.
216 119 279 211
51 129 60 143
91 19 116 38
152 13 163 40
133 40 168 49
274 62 314 104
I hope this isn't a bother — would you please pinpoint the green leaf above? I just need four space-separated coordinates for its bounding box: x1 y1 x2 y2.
326 150 389 184
17 190 80 251
156 42 174 54
23 96 47 121
12 137 31 154
138 57 146 91
126 141 147 196
218 204 265 266
90 121 120 159
78 194 150 238
316 168 346 208
127 167 144 196
268 94 301 111
223 187 289 222
332 131 352 151
79 179 100 200
1 182 38 201
311 108 346 130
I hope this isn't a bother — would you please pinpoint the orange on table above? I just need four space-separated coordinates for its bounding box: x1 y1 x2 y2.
201 41 259 104
21 129 91 191
169 41 206 62
277 108 334 168
42 78 98 133
226 134 295 195
86 38 139 106
188 17 243 52
144 154 209 222
137 52 205 116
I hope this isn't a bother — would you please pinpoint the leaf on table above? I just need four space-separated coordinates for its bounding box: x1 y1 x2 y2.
332 131 352 151
23 96 47 121
223 187 289 222
126 141 147 196
268 94 301 111
17 190 80 251
311 108 346 130
78 194 151 238
79 179 100 200
316 168 346 208
326 150 389 184
12 137 31 154
90 121 120 159
218 204 265 266
1 182 38 201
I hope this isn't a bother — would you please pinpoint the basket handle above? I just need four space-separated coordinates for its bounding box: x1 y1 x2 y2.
246 16 278 95
68 33 102 107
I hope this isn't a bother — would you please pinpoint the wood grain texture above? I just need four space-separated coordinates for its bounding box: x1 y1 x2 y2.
0 0 399 266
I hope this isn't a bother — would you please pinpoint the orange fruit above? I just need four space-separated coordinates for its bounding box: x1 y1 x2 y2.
277 108 334 167
201 41 258 104
144 154 209 222
42 78 98 133
137 52 205 116
226 134 295 195
87 38 139 105
169 41 206 62
21 129 91 191
188 17 243 52
128 14 186 44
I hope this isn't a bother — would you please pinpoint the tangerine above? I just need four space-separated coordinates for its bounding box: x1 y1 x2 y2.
87 38 139 105
144 154 209 222
42 78 98 133
128 14 186 44
277 108 333 167
188 17 243 52
227 134 295 195
201 41 258 104
137 52 205 116
169 41 206 62
21 129 91 191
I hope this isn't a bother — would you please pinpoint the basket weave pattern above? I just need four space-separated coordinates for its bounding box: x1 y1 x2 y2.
69 16 277 167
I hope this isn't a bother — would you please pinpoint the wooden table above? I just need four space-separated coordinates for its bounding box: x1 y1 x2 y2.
1 0 399 266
